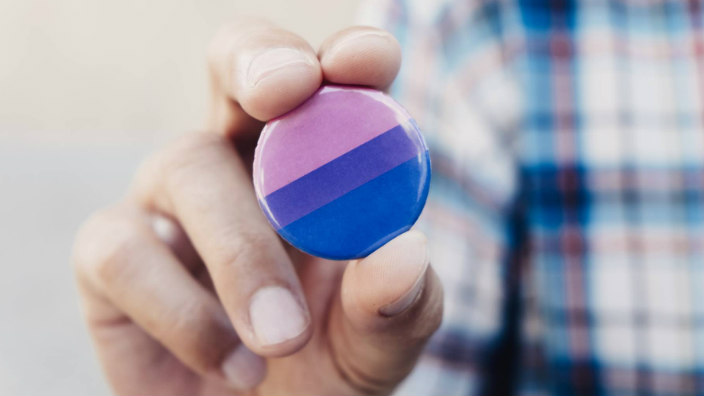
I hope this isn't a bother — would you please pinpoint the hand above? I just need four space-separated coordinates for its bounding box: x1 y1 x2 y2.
73 18 443 396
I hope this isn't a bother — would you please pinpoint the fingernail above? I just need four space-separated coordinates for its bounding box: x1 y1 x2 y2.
246 48 315 87
326 30 395 59
221 344 266 390
249 286 309 346
379 233 430 317
379 270 426 316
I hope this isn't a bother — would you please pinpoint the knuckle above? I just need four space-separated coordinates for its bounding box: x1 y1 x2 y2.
206 25 230 67
72 207 116 272
95 225 141 285
160 133 228 191
206 18 274 80
132 132 231 208
168 132 226 165
206 24 239 78
73 207 144 287
219 229 272 267
161 302 232 371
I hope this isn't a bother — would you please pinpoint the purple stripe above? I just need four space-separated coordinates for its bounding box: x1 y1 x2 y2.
259 124 421 229
254 86 409 196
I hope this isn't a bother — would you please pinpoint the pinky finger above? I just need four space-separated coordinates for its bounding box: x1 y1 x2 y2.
72 205 265 391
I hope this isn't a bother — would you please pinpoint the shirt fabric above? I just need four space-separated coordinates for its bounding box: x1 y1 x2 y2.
359 1 704 395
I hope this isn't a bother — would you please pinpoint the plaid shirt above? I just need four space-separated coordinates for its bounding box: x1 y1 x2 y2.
360 1 704 395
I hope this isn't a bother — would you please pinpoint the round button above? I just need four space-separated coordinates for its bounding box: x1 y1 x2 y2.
253 85 431 260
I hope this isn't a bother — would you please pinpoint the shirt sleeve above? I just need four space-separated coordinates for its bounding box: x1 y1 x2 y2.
356 1 524 394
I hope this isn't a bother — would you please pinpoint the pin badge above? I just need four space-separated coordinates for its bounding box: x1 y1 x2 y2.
253 85 431 260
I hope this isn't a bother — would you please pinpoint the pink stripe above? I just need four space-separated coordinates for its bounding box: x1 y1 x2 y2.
254 86 409 196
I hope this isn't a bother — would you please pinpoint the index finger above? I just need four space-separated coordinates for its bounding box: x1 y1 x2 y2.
207 17 323 133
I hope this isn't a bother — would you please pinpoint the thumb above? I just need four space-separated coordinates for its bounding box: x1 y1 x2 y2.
329 230 443 395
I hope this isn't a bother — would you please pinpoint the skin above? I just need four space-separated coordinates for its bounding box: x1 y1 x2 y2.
72 19 444 396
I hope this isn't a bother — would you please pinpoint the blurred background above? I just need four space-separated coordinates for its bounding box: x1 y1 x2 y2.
0 0 360 394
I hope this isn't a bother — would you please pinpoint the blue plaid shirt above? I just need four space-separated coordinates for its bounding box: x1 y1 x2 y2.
360 1 704 395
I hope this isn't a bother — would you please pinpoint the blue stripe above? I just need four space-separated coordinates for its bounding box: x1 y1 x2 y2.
277 154 431 260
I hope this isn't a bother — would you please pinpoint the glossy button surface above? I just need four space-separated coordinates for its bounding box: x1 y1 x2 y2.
253 85 431 260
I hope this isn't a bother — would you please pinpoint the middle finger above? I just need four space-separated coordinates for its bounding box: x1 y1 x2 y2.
132 132 313 357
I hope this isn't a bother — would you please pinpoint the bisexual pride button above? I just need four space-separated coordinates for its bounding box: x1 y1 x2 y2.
253 85 431 260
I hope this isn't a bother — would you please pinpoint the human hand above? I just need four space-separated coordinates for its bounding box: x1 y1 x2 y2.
73 19 443 396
